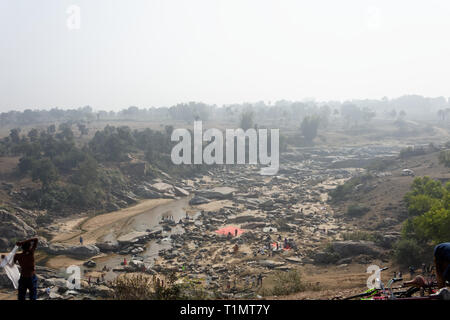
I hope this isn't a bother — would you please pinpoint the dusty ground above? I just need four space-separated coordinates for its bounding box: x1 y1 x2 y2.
43 198 172 270
332 150 450 230
51 198 172 245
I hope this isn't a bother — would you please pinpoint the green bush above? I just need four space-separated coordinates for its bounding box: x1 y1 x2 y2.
112 273 207 300
438 150 450 167
329 174 373 202
399 146 426 159
393 238 431 267
271 270 306 296
365 158 396 171
406 194 439 217
346 204 370 217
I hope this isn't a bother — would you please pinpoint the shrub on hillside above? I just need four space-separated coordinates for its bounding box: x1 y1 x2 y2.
346 204 370 217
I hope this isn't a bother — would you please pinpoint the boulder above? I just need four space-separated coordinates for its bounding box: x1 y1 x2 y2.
96 240 119 252
43 278 68 288
46 244 100 259
134 186 161 199
149 182 174 193
173 186 189 197
117 231 148 246
196 187 237 200
189 196 210 205
258 260 286 268
0 210 36 249
90 285 114 298
0 237 10 251
0 272 13 289
64 245 100 259
83 260 97 268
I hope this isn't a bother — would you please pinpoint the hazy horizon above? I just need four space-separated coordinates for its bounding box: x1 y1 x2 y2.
1 0 450 112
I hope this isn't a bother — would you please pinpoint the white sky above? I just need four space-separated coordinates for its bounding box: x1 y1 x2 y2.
1 0 450 111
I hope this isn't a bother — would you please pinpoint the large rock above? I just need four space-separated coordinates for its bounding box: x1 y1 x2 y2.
227 215 265 224
330 241 382 258
0 238 10 251
149 182 174 193
43 278 69 288
46 244 100 259
173 186 189 197
196 187 237 200
134 186 161 199
96 240 119 252
89 285 114 298
0 272 14 289
189 196 210 205
116 231 149 246
258 260 286 268
0 210 36 249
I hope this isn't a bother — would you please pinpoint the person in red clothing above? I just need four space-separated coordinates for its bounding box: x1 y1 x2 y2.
13 238 38 300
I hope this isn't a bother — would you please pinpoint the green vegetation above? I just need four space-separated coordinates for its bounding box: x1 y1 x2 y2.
112 273 207 300
438 150 450 167
342 231 383 243
365 158 396 171
394 176 450 266
239 110 254 131
0 122 208 215
269 270 313 296
300 115 320 143
329 174 374 202
399 146 426 159
346 204 370 217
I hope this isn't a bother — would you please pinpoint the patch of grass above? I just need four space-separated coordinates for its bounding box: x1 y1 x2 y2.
341 231 383 245
399 146 426 159
270 270 306 296
365 158 396 171
112 273 208 300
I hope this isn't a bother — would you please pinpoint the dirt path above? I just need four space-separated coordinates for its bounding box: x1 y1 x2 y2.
51 198 172 246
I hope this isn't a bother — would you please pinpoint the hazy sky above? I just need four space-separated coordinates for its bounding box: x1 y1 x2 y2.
1 0 450 111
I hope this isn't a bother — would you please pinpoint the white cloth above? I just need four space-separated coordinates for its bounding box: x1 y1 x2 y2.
0 246 21 289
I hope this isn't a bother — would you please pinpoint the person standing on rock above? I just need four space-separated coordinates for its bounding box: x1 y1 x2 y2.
79 236 83 245
13 237 38 300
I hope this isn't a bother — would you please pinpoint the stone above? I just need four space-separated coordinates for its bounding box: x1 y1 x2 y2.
189 196 210 205
96 240 119 252
150 182 174 193
134 186 161 199
83 260 97 268
117 231 148 246
173 186 189 197
258 260 286 268
196 187 237 200
0 210 36 248
46 244 100 259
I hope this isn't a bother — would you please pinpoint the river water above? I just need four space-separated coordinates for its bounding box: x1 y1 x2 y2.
81 196 197 281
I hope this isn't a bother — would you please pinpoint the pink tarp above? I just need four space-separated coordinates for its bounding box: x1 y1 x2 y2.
215 226 245 236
